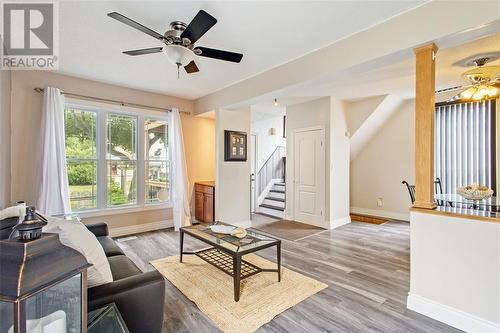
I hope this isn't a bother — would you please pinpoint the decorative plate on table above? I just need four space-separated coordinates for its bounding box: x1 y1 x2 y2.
456 184 493 200
209 225 236 234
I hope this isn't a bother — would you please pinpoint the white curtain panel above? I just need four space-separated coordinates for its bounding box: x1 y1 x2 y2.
37 87 72 215
170 108 191 230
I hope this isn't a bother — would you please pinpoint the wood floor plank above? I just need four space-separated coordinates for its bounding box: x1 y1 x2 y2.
115 221 462 333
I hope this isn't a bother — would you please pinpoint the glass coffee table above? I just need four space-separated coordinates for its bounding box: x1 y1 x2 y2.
180 223 281 302
88 303 129 333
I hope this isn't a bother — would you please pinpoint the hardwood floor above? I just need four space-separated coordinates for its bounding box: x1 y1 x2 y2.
116 221 462 333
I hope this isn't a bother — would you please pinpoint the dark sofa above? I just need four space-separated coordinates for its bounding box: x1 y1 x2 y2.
0 219 165 333
85 222 165 333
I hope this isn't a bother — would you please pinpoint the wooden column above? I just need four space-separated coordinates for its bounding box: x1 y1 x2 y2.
413 43 438 210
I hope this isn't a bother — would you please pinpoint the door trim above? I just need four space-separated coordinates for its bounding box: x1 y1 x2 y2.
290 125 326 227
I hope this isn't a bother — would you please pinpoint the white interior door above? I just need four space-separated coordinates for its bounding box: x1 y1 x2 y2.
250 134 257 212
293 127 325 227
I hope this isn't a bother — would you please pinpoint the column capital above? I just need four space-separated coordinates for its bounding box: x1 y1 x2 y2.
414 43 438 55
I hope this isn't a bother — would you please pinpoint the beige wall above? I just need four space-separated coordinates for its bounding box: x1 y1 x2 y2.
285 97 331 223
8 71 214 230
181 113 216 209
350 100 415 220
408 212 500 330
330 98 350 227
0 69 11 208
215 108 251 224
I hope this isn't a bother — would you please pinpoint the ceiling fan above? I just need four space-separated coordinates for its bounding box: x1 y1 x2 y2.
107 10 243 77
436 56 500 101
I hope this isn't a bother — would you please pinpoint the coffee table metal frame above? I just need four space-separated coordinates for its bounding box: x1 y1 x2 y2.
179 226 281 302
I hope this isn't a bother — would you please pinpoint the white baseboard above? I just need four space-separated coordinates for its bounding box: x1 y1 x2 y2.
110 219 173 237
350 206 409 222
330 216 351 229
407 293 500 333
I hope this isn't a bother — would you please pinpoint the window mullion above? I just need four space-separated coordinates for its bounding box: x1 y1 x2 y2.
137 115 145 206
97 111 107 210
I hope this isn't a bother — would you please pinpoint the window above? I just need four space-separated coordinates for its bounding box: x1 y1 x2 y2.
434 99 496 194
144 119 170 203
64 105 170 212
65 108 97 210
106 114 137 206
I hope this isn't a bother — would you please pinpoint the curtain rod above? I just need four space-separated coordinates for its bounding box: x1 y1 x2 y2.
33 87 190 115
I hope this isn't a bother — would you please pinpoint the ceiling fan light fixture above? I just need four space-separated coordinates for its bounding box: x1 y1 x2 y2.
163 45 195 66
487 85 499 98
459 87 475 100
471 86 488 100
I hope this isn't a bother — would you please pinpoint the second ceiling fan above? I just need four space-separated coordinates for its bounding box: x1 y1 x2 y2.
108 9 243 76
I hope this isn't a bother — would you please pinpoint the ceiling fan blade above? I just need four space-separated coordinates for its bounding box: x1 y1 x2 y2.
184 61 200 74
180 10 217 44
108 12 164 41
196 47 243 63
123 47 163 56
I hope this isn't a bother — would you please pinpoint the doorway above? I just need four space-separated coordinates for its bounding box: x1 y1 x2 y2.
250 133 257 213
293 127 326 227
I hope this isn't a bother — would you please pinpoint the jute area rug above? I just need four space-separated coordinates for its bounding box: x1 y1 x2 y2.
151 254 327 333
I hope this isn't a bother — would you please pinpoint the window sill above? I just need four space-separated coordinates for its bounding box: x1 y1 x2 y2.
76 202 172 218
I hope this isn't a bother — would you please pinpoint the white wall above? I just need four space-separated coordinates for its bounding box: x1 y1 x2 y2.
215 108 251 225
350 100 415 221
251 113 286 171
285 97 331 223
330 98 351 228
408 211 500 332
0 69 11 208
345 95 385 136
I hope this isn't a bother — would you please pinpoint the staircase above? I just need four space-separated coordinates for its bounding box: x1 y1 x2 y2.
259 182 285 218
255 146 286 219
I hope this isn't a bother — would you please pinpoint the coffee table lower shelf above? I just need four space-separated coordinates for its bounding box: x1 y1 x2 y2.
195 248 263 279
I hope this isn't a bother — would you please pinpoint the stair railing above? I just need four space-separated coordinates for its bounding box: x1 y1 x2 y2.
256 146 286 197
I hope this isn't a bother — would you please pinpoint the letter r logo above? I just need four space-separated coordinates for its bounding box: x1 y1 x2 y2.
2 3 53 56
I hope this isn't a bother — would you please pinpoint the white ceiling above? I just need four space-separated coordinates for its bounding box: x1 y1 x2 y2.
281 32 500 101
58 1 424 100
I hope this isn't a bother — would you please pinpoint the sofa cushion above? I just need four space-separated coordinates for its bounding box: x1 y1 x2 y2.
43 217 113 288
97 236 125 257
108 255 142 281
0 217 19 240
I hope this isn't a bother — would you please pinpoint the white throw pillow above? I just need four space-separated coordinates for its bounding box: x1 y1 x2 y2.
43 218 113 288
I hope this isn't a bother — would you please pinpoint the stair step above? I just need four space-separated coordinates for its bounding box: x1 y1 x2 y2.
275 182 286 186
267 191 285 199
270 189 285 194
265 196 285 202
258 206 284 218
259 203 285 211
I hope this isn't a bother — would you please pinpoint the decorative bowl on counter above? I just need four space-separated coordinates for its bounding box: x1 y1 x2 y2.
456 184 493 200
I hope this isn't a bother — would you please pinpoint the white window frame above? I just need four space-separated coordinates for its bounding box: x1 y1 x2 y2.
65 98 172 217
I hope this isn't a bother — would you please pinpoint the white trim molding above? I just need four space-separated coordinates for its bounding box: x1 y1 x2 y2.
330 216 351 230
407 293 500 333
109 219 173 237
350 206 409 222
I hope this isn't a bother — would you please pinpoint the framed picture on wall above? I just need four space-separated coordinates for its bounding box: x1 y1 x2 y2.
224 130 247 161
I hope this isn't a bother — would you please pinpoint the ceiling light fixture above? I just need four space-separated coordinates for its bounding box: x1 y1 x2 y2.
450 57 500 102
163 45 195 78
274 98 278 106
